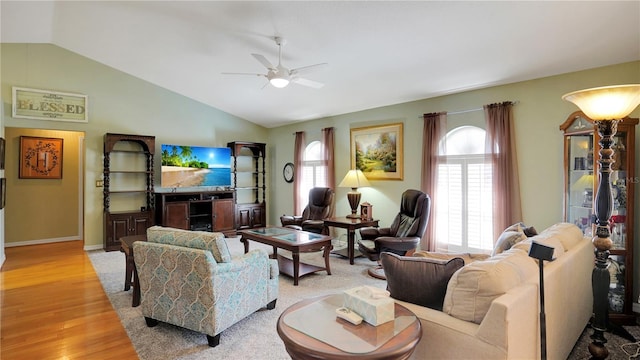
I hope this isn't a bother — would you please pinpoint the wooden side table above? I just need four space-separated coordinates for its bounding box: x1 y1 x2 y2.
119 234 147 307
277 294 421 359
324 217 379 265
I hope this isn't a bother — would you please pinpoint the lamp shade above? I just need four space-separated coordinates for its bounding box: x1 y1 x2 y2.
338 169 371 189
269 77 289 88
562 84 640 120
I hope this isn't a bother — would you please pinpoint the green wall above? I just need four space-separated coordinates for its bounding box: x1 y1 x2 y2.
267 61 640 302
1 43 639 303
1 44 268 249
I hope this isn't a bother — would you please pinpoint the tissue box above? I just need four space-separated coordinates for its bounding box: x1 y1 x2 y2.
343 286 395 326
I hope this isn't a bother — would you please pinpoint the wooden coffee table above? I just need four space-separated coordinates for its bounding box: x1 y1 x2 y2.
277 294 421 359
238 227 332 286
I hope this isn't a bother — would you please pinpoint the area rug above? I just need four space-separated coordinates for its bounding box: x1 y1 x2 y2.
88 237 386 360
89 237 640 360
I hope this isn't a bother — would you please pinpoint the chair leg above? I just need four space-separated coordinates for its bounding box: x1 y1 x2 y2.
266 299 277 310
207 333 221 347
144 317 158 327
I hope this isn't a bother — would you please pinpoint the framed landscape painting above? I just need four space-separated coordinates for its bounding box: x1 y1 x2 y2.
350 123 403 180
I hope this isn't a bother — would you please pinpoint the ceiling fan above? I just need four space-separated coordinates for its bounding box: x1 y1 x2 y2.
223 37 327 89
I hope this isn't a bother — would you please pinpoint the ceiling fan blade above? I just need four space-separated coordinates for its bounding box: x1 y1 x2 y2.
291 77 324 89
290 62 328 75
252 53 276 70
221 72 266 77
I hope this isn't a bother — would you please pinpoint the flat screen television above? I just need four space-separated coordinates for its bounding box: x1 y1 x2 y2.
160 144 232 188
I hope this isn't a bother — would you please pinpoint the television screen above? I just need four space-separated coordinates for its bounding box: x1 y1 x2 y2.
160 144 232 188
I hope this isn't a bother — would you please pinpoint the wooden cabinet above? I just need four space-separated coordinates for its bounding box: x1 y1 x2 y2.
227 141 266 230
560 111 638 323
103 133 155 251
236 203 265 230
155 191 236 236
105 211 152 249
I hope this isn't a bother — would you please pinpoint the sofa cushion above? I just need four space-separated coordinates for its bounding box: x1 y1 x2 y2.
443 248 538 324
541 222 583 250
146 226 232 263
412 251 490 265
381 252 465 311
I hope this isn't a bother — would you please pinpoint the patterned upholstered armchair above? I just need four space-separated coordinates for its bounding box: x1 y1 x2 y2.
133 226 279 347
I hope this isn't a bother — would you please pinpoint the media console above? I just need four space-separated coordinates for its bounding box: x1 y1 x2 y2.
155 190 236 237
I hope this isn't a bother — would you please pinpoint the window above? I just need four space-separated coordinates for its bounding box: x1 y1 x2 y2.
298 141 328 207
435 126 493 253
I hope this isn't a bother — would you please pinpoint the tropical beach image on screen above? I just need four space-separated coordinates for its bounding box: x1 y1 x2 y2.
161 144 231 188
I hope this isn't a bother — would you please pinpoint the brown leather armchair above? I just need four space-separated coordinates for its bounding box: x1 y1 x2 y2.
280 187 335 235
358 189 431 278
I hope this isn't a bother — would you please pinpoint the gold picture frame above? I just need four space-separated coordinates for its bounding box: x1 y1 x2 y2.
19 136 64 179
350 123 403 180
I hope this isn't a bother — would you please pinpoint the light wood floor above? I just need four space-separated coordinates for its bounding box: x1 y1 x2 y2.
1 241 138 360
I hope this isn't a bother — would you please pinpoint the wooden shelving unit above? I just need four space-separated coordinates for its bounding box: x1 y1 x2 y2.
103 133 155 251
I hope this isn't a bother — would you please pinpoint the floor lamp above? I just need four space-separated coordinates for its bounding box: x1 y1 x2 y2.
528 241 555 360
563 84 640 359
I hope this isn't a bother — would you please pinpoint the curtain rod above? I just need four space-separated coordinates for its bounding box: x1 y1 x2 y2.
419 100 519 118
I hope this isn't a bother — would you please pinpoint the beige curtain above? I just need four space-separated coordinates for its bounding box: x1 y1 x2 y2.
484 102 522 239
420 112 447 251
321 127 336 217
293 131 306 215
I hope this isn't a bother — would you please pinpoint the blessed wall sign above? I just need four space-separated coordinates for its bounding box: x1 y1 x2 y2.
12 87 88 123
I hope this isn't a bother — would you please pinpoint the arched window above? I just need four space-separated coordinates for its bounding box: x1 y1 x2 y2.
297 141 328 208
436 126 494 253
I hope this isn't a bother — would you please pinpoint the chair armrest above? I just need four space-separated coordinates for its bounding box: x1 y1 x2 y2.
360 227 390 239
214 249 271 274
280 215 303 227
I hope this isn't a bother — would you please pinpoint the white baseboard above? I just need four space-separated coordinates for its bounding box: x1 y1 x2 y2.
4 236 81 247
84 244 103 251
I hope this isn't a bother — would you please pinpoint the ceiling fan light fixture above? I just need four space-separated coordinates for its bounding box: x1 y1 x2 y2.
270 77 290 88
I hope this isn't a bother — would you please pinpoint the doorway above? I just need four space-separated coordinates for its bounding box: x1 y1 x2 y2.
4 128 84 247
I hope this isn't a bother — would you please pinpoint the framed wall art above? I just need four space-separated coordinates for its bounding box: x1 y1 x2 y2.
0 178 5 210
0 137 5 170
19 136 64 179
350 123 403 180
12 86 88 123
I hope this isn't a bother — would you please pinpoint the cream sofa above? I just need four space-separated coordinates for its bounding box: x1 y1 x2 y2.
383 223 594 360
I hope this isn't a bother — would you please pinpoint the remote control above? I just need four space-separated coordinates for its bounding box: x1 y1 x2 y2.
335 307 363 325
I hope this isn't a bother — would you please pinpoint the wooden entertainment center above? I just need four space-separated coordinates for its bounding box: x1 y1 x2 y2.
154 190 236 237
104 135 265 248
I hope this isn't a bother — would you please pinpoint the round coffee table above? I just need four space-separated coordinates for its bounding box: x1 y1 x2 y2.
277 294 421 360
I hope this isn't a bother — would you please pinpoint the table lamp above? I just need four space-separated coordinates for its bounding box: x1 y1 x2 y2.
562 84 640 359
338 169 371 218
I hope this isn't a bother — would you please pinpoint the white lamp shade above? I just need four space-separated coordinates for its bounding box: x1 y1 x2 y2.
270 77 290 88
562 84 640 120
338 169 371 188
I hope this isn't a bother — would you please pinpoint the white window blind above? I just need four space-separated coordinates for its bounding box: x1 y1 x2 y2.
436 126 493 253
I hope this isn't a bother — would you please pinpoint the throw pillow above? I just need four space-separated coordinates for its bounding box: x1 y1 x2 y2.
381 252 465 311
492 230 527 256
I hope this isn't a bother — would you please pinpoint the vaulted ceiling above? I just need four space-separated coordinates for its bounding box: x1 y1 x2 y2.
2 1 639 128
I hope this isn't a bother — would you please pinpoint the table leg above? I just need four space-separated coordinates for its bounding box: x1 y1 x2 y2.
324 245 332 275
241 236 249 253
132 266 141 307
292 251 300 286
347 230 355 265
124 252 133 291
